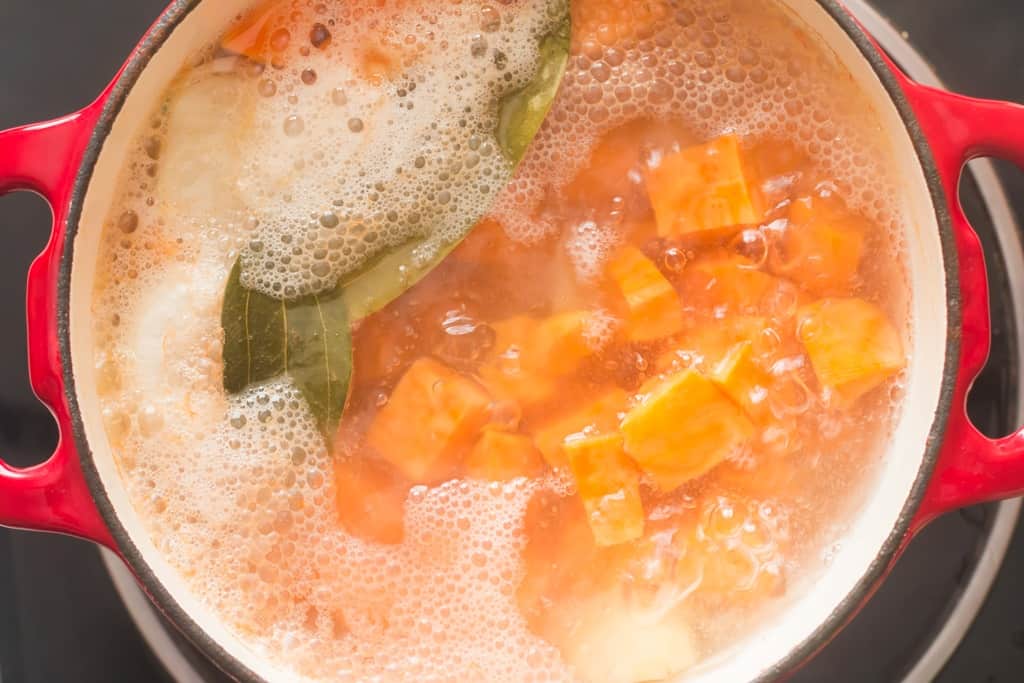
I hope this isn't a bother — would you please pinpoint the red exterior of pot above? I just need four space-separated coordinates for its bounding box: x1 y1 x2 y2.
0 97 116 549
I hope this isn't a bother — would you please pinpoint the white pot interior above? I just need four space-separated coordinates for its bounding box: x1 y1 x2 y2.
67 0 951 680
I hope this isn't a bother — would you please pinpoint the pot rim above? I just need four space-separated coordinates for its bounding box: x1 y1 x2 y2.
55 1 962 681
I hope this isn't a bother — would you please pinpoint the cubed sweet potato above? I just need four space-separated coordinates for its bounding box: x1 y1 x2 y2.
660 315 769 371
797 298 905 405
478 312 598 416
366 358 492 484
773 195 865 294
711 341 773 422
607 245 684 342
465 431 545 481
682 255 790 314
565 433 645 547
333 456 407 545
533 388 630 467
646 135 761 238
621 369 754 491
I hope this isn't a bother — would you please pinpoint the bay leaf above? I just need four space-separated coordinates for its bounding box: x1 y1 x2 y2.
338 14 571 322
222 258 353 441
283 286 352 439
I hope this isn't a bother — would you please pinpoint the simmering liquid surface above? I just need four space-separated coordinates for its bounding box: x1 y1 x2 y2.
91 0 910 680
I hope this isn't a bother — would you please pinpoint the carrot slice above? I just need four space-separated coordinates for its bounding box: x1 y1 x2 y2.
607 245 684 342
646 135 761 238
797 298 905 405
366 358 492 484
621 369 753 491
465 431 545 481
565 433 645 547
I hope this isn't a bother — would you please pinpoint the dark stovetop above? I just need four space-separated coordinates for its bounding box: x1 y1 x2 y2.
2 1 1024 682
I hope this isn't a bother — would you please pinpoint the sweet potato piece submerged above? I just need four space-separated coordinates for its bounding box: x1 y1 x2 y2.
533 388 629 467
682 254 793 315
774 195 865 293
465 431 545 481
797 298 905 405
565 433 645 547
334 457 407 545
711 341 773 422
646 135 761 238
621 369 753 491
607 246 684 342
559 593 699 683
479 311 598 415
366 358 492 484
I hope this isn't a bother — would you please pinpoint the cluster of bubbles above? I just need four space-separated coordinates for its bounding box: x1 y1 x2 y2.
494 0 902 244
217 0 569 298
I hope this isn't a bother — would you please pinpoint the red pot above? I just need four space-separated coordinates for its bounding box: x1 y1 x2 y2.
1 1 1023 680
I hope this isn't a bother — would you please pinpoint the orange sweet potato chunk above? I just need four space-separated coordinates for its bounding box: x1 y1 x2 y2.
478 312 598 415
465 431 545 482
797 298 905 405
646 135 761 238
621 369 754 491
607 246 684 342
334 457 407 545
533 388 630 467
711 341 773 422
683 255 788 314
366 358 492 484
565 433 645 547
773 195 865 294
660 315 769 371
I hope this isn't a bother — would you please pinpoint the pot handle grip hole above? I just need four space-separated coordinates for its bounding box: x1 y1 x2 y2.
900 79 1024 531
0 110 115 548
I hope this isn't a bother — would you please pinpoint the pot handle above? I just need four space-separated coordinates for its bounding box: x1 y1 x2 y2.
898 76 1024 531
0 107 115 548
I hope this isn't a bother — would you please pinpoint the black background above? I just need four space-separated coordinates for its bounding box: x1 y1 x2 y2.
1 1 1024 681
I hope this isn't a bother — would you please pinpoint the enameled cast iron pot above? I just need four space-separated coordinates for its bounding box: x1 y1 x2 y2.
2 1 1024 680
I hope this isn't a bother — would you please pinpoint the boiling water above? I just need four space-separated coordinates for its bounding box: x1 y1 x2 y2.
90 0 910 681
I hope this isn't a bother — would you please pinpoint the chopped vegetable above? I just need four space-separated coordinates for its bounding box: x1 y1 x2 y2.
711 341 773 422
533 388 629 467
646 135 761 238
465 431 545 481
797 298 905 405
558 592 699 683
773 195 865 293
565 433 645 547
366 358 492 484
621 369 753 491
659 315 769 370
333 456 407 545
607 245 684 342
478 311 598 416
683 255 789 314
